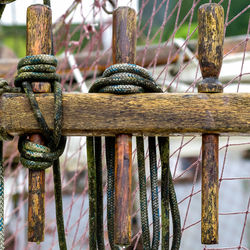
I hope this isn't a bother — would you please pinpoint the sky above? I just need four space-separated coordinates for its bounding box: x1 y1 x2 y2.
1 0 138 25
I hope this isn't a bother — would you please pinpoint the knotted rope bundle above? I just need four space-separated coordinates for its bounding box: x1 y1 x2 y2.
14 54 67 249
89 63 162 94
88 63 181 250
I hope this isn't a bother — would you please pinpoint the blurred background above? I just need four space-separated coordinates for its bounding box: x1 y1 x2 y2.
0 0 249 249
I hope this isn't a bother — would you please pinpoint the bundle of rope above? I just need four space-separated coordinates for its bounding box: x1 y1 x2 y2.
14 54 67 249
87 63 181 250
0 1 67 249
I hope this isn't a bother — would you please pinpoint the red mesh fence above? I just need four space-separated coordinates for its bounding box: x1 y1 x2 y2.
1 0 250 249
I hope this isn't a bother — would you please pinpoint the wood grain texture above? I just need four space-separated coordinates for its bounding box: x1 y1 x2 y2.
113 7 136 247
198 3 224 244
3 92 250 136
114 135 132 246
201 134 218 244
26 4 52 242
198 3 224 79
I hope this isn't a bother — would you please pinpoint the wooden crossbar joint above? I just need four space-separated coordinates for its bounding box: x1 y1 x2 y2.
2 92 250 136
198 3 224 245
113 7 136 248
26 4 52 242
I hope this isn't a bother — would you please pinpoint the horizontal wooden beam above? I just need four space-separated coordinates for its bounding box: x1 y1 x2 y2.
1 92 250 136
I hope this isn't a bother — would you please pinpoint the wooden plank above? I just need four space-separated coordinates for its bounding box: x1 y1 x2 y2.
2 92 250 136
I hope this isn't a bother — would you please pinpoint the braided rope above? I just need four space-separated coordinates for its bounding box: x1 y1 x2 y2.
88 63 182 250
88 63 163 250
14 54 67 250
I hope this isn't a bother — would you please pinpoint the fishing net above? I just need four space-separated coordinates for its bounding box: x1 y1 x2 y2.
1 0 249 249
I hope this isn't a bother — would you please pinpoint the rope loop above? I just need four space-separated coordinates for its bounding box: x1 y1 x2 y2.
88 63 163 249
89 63 162 94
15 53 66 170
18 135 66 171
14 54 60 88
15 51 67 249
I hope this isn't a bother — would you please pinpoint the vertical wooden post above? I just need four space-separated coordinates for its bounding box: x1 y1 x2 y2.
198 3 224 244
26 4 52 242
113 7 136 247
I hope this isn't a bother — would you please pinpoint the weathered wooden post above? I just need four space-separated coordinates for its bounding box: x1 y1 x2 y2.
113 7 136 247
198 3 224 244
26 4 52 242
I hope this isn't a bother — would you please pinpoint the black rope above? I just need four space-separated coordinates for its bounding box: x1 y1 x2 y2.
88 63 181 249
15 54 67 250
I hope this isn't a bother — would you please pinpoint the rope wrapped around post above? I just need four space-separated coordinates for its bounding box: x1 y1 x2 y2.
88 62 181 249
14 53 67 249
14 1 67 247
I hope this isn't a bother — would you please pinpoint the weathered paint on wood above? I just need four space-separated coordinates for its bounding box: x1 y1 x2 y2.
26 4 52 242
198 3 224 79
198 3 224 244
201 134 219 244
113 7 136 247
3 92 250 136
114 134 132 246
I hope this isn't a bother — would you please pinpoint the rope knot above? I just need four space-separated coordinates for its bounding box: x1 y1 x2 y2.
89 63 162 94
14 54 60 88
18 135 66 171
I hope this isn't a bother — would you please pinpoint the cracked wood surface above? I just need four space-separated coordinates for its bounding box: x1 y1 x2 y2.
1 92 250 136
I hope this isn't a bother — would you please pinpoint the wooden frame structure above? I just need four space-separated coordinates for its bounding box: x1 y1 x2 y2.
1 1 248 248
2 92 250 136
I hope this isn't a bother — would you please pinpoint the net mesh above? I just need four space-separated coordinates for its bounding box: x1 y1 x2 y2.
1 0 250 249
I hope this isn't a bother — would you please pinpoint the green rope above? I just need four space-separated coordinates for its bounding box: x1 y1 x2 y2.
148 137 160 249
95 136 105 249
136 137 150 249
89 63 164 250
105 137 116 250
159 137 170 249
87 136 97 250
89 63 182 250
14 55 67 250
159 137 182 250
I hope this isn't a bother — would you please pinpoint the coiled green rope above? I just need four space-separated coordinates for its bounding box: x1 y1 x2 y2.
88 63 181 250
14 54 67 250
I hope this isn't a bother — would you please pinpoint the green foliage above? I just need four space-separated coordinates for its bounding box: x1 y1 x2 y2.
0 25 26 57
139 0 249 43
175 22 198 40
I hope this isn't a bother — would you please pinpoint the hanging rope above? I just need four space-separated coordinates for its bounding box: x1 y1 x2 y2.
0 2 19 248
15 55 67 249
0 79 20 250
87 63 181 249
15 1 68 247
